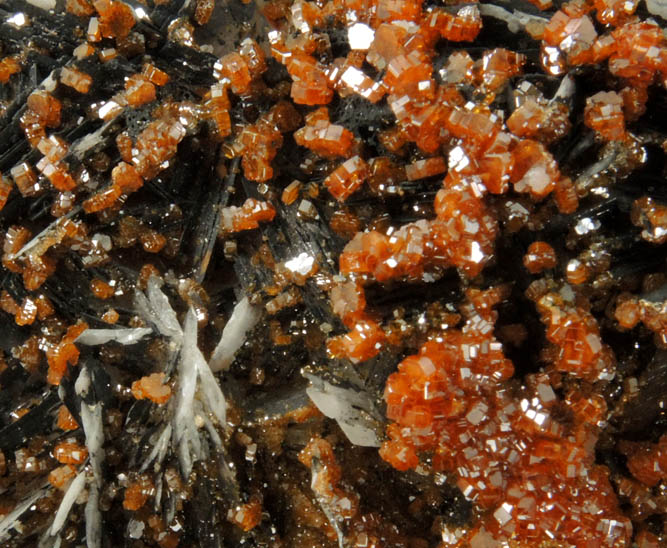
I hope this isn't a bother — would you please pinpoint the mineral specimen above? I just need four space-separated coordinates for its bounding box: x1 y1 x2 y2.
0 0 665 546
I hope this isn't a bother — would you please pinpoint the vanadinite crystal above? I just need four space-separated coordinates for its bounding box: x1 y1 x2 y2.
0 0 665 546
524 241 558 274
131 372 172 404
382 289 631 546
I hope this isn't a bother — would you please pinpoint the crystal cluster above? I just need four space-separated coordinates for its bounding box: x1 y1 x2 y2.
535 289 615 380
328 173 498 361
615 294 667 345
632 196 667 245
0 0 665 546
220 198 277 233
381 288 631 547
293 107 354 158
131 372 172 404
619 435 667 487
45 322 88 385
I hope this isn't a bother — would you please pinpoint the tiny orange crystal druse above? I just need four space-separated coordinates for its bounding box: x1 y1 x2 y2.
613 295 667 343
298 437 359 522
619 435 667 487
632 196 667 245
535 290 615 380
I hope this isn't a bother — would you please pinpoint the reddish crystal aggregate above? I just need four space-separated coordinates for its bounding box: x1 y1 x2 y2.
0 0 665 544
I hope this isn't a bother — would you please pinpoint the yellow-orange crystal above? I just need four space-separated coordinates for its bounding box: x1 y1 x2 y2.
49 464 77 490
90 278 115 299
46 322 88 386
220 199 276 233
584 91 626 141
27 91 62 128
293 107 354 157
131 372 172 404
324 156 369 202
0 56 21 83
57 405 79 431
53 441 88 464
123 475 155 510
523 241 558 274
227 499 263 532
60 67 93 93
95 0 136 39
125 74 156 107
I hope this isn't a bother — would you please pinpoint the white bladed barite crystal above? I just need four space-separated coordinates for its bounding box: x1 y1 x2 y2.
305 373 381 447
76 327 153 345
49 472 86 536
210 296 261 372
134 280 228 477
